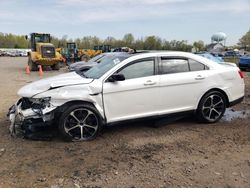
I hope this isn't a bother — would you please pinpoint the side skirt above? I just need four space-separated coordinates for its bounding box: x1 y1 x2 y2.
106 110 195 127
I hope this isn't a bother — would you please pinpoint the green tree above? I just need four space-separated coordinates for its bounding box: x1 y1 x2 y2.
123 33 135 47
0 32 197 52
144 36 162 50
238 29 250 50
193 40 205 52
104 36 117 47
134 38 144 50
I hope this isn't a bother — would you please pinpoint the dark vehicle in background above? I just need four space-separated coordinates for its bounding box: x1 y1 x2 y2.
239 56 250 71
68 53 106 72
69 52 129 72
224 51 240 57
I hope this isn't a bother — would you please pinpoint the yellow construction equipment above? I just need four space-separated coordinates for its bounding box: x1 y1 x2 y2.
26 33 64 71
78 49 102 61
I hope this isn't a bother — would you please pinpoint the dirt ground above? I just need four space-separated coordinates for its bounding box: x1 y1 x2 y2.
0 57 250 188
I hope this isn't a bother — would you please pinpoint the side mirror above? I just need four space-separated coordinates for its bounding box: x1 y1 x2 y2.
108 73 125 82
25 35 28 40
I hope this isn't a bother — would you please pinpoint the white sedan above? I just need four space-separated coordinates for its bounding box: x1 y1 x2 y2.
8 52 245 141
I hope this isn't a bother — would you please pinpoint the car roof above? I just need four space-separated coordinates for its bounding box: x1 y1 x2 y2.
91 51 221 69
103 52 133 56
130 51 220 68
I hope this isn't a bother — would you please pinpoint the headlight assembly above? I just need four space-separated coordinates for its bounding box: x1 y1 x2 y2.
29 97 51 109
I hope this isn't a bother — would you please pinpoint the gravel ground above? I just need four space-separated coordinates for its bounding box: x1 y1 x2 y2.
0 57 250 188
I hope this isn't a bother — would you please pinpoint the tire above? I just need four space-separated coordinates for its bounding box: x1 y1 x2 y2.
28 57 38 71
196 91 227 123
51 63 60 70
58 103 103 141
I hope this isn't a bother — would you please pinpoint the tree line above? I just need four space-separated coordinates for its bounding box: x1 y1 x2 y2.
1 30 250 51
51 34 196 52
0 32 203 52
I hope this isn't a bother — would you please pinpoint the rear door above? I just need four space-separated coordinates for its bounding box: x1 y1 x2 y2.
158 57 210 114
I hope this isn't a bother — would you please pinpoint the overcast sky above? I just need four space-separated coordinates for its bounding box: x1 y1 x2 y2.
0 0 249 45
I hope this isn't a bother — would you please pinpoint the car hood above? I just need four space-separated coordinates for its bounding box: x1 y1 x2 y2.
18 72 93 97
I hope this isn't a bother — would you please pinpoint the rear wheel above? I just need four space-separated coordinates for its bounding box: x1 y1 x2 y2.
196 91 226 123
28 57 38 71
58 104 103 141
51 63 60 70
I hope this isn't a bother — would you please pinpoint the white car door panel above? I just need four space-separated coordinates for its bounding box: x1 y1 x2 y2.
158 58 211 114
103 75 160 123
159 71 209 114
103 58 159 123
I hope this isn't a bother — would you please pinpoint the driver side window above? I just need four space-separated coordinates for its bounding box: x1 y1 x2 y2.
118 59 155 80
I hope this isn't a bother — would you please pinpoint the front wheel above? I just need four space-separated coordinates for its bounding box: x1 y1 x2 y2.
28 57 38 71
196 91 227 123
58 104 103 141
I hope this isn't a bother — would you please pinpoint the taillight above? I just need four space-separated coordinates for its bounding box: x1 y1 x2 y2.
238 70 244 79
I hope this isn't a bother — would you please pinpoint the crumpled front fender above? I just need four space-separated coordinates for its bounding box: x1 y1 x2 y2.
33 80 105 118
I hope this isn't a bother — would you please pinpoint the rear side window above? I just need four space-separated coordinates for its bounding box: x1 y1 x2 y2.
161 57 208 74
189 59 208 71
161 59 189 74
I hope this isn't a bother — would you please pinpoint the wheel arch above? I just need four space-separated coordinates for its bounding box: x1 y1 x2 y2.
196 88 230 109
54 100 105 122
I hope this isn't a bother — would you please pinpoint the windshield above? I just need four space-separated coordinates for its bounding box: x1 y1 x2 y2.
82 55 129 79
34 34 50 43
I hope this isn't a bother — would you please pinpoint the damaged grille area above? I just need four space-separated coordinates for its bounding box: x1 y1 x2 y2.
20 97 48 110
9 97 55 140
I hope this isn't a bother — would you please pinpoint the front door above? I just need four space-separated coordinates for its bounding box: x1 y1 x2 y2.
103 58 160 123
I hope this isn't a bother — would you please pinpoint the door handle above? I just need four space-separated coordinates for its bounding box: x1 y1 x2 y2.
144 80 156 86
195 75 205 80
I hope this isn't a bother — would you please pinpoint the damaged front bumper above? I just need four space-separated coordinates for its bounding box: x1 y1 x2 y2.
7 98 57 137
